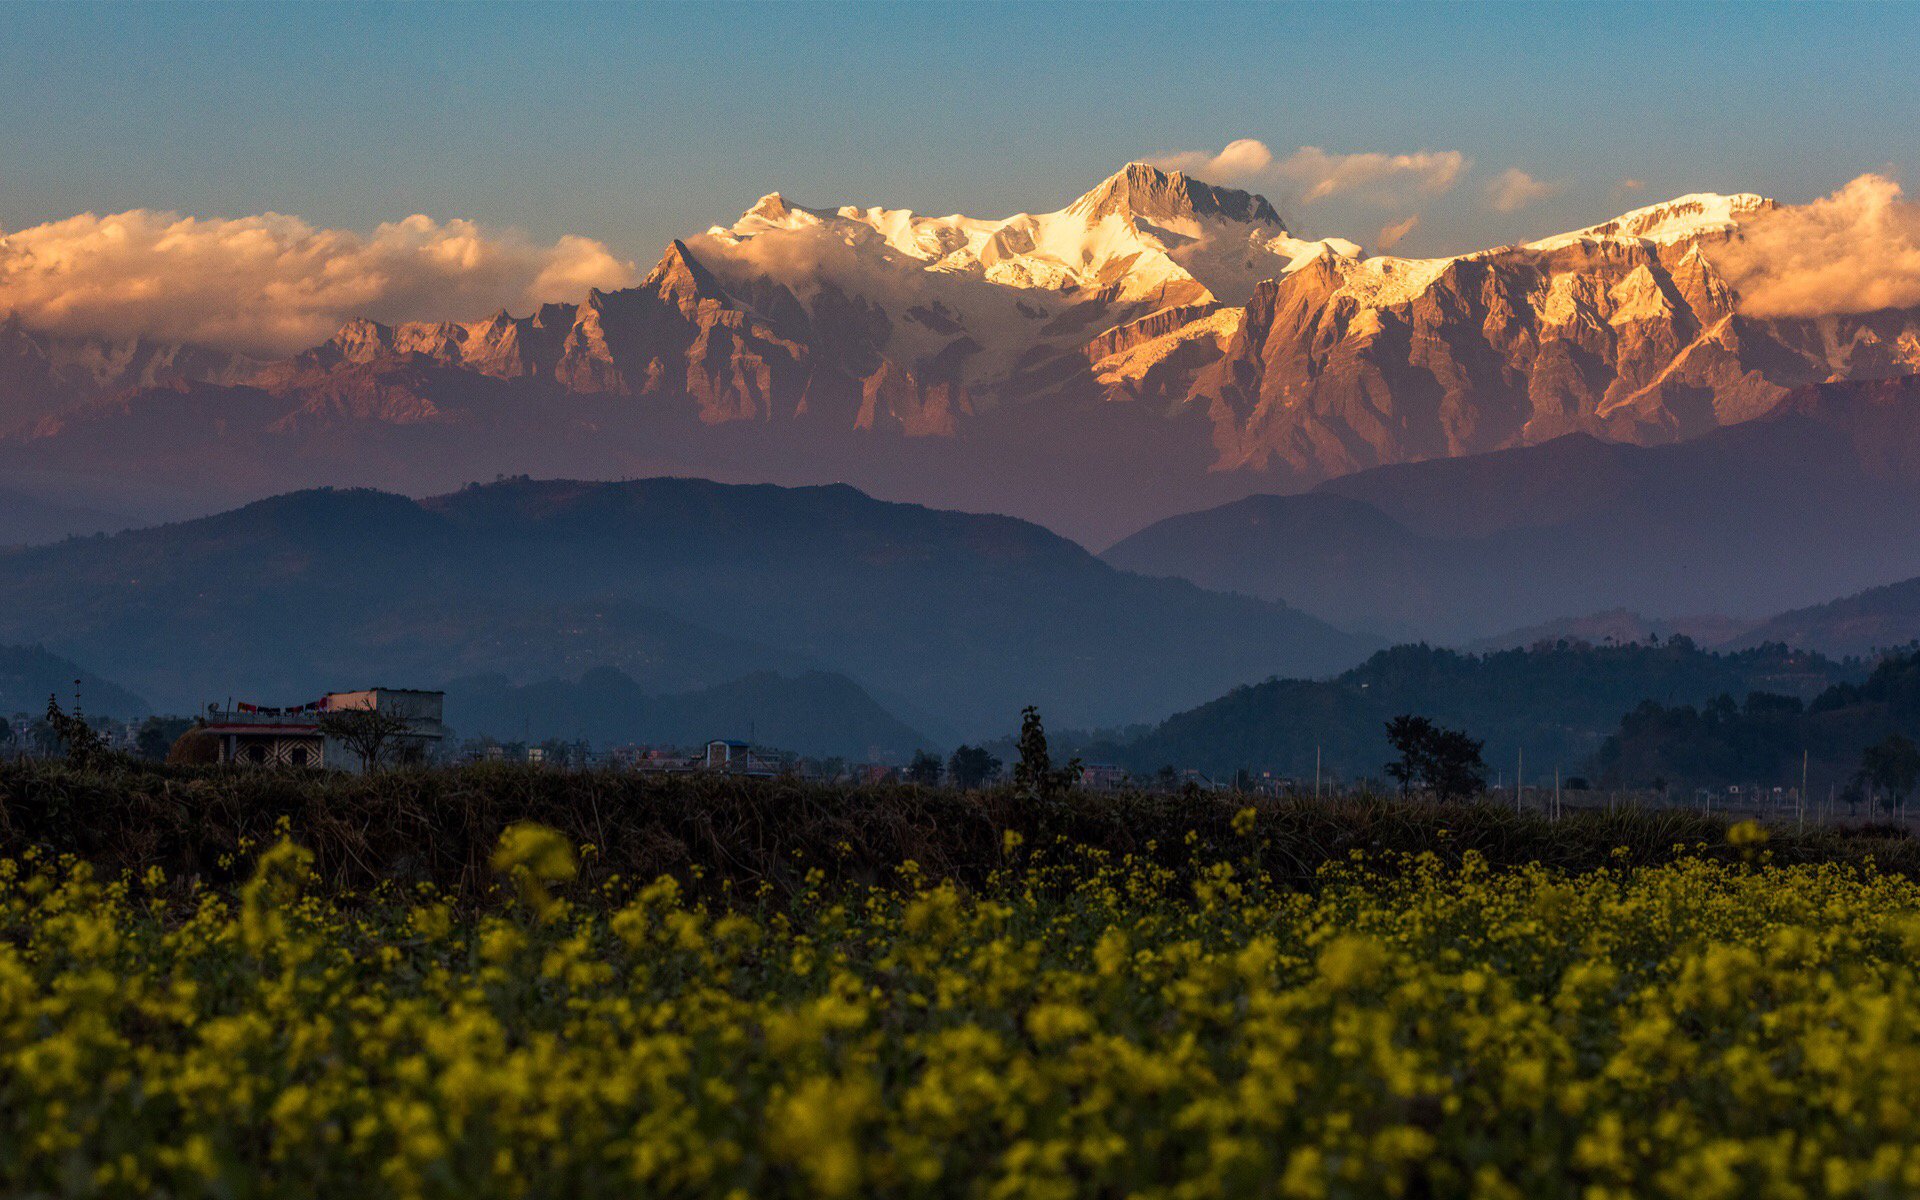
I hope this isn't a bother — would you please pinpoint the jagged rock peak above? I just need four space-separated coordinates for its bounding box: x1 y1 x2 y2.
644 239 728 305
327 317 398 352
1068 162 1284 228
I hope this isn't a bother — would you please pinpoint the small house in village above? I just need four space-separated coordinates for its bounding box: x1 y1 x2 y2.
702 739 786 777
202 688 446 772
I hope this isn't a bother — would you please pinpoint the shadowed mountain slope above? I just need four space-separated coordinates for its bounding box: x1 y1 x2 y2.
0 487 129 547
1103 376 1920 642
443 668 927 760
0 477 1373 736
1732 577 1920 659
0 644 149 720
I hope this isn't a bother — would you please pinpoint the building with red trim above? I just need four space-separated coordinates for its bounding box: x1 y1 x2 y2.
202 688 445 771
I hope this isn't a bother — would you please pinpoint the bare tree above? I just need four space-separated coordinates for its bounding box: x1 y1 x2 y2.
319 707 414 773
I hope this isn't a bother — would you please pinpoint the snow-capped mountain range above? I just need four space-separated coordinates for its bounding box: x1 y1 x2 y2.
5 164 1920 540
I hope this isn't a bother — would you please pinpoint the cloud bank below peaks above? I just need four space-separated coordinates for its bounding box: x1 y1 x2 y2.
1712 173 1920 319
0 210 638 357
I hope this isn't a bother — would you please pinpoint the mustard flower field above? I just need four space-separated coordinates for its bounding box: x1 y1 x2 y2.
5 818 1920 1199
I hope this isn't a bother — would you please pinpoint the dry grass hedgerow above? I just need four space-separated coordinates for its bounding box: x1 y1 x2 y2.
0 760 1912 907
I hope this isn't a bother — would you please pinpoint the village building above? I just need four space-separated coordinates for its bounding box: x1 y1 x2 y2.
613 745 702 774
701 739 787 777
202 688 446 772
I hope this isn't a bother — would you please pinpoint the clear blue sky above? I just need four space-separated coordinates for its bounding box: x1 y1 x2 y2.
2 1 1913 258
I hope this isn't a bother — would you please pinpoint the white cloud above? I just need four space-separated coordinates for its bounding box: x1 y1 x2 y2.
1709 173 1920 318
1277 147 1469 205
0 209 637 357
1619 178 1647 192
1148 140 1469 206
1485 168 1564 213
1148 138 1275 182
1376 214 1421 252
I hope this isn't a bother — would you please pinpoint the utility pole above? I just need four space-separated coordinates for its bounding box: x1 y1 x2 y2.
1800 749 1808 834
1315 745 1321 800
1555 767 1561 821
1516 748 1523 814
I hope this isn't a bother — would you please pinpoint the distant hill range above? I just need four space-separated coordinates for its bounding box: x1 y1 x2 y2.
0 487 129 547
1103 376 1920 643
1466 609 1760 653
1729 576 1920 659
443 668 926 760
1089 639 1855 782
0 477 1370 739
7 168 1920 544
0 644 149 720
1596 649 1920 794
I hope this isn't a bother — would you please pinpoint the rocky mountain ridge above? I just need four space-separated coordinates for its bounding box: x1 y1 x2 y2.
0 316 258 434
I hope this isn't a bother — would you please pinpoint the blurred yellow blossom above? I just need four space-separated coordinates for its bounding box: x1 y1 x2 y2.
0 830 1916 1197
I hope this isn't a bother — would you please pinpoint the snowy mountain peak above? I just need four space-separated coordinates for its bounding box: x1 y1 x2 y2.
743 192 795 224
1067 162 1285 230
1527 192 1775 252
265 172 1848 470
